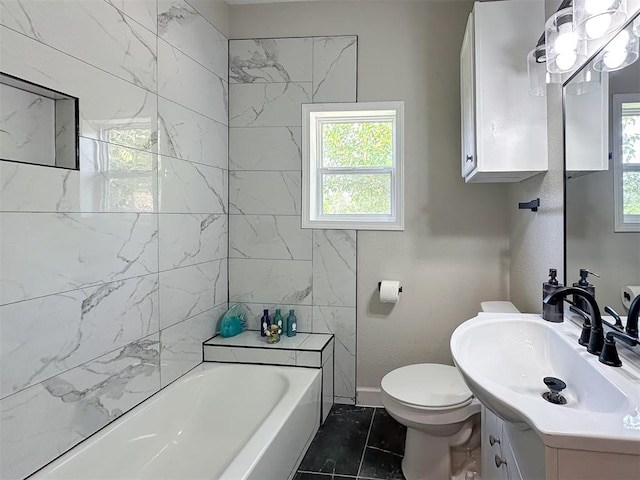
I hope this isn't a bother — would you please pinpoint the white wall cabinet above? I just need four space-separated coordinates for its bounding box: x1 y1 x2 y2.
460 0 548 183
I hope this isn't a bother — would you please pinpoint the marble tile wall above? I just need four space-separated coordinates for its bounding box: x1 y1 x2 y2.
228 36 358 404
0 1 228 478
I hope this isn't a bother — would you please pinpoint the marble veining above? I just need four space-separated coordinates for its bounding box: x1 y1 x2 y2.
313 230 357 308
158 0 228 79
229 126 301 171
0 335 160 480
230 214 311 260
0 212 159 305
106 0 158 35
312 36 357 103
159 213 227 270
229 38 312 84
229 170 301 215
229 82 311 127
0 0 158 92
0 274 159 399
0 83 55 165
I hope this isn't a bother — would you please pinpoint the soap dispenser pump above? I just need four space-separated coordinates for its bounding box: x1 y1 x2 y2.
543 268 564 323
572 269 599 313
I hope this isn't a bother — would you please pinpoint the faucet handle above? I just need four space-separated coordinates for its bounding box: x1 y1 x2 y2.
604 306 624 329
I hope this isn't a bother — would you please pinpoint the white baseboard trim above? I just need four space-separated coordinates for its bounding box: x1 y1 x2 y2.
356 387 383 407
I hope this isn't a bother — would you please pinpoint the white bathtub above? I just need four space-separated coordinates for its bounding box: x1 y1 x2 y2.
30 363 322 480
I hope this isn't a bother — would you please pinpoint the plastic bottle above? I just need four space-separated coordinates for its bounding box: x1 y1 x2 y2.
260 309 271 337
286 309 297 337
542 268 564 322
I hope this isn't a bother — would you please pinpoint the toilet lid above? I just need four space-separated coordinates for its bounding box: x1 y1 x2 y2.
381 364 473 408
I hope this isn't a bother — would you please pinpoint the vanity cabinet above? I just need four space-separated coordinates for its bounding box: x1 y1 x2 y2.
481 406 640 480
460 0 548 183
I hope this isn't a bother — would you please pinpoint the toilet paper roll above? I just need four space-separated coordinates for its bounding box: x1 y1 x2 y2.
622 286 640 310
379 280 401 303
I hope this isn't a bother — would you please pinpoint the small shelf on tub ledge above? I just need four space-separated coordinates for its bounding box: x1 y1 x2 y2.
203 331 334 368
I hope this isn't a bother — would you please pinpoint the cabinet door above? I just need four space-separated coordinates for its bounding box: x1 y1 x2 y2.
460 12 477 177
482 407 506 480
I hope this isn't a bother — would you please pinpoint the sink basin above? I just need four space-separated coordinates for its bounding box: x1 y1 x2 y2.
450 313 640 454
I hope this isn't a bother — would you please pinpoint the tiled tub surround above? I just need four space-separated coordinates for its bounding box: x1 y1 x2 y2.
204 330 335 423
228 36 358 404
0 1 228 479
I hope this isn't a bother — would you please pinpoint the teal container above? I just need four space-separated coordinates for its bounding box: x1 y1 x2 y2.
273 309 284 331
286 309 297 337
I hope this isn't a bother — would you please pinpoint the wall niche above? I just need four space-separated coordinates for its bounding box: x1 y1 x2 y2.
0 72 78 170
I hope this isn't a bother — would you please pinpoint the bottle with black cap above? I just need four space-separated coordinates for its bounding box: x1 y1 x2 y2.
572 269 599 313
543 268 564 322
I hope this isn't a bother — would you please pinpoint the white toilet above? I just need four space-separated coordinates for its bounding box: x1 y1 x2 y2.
380 363 480 480
381 302 519 480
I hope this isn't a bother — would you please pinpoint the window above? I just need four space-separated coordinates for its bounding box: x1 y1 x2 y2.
302 102 404 230
613 94 640 232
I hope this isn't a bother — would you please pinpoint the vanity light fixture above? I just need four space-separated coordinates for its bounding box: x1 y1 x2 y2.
527 43 562 96
573 0 628 40
593 23 639 71
564 61 602 95
546 7 587 74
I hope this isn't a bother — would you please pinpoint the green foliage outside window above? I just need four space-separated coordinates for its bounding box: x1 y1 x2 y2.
321 122 393 215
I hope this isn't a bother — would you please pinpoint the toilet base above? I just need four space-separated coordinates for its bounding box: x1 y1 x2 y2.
402 427 452 480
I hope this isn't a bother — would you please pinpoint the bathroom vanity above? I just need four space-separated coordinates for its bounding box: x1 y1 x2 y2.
452 313 640 480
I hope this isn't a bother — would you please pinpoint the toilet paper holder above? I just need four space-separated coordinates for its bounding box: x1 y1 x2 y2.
378 282 403 293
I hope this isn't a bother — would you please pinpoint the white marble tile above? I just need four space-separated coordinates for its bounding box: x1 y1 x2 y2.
159 156 227 214
296 350 321 368
160 304 225 387
241 303 312 333
106 0 158 34
158 0 227 79
0 0 157 92
158 38 228 125
230 214 311 260
0 212 158 305
229 170 300 215
229 82 311 127
203 345 297 365
1 137 158 214
0 274 159 398
322 350 334 423
229 38 312 83
0 83 56 165
159 260 226 329
159 213 227 270
229 127 301 171
312 230 357 307
158 97 228 169
0 335 160 480
0 27 157 153
229 258 312 305
313 306 356 401
312 36 357 103
0 161 76 212
205 330 311 349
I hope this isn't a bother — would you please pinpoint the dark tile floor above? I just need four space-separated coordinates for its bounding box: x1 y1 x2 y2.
295 405 407 480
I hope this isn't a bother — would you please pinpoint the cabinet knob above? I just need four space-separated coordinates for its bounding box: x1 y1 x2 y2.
489 434 501 446
466 154 474 163
494 454 508 468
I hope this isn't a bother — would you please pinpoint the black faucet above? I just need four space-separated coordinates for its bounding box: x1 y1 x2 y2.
544 287 604 355
626 295 640 338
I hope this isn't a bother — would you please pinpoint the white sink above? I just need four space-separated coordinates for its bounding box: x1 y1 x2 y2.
451 313 640 454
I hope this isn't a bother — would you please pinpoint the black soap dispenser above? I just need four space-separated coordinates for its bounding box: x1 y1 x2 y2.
572 269 598 313
543 268 564 323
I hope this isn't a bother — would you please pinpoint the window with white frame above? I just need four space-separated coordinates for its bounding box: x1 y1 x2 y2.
613 94 640 232
302 102 404 230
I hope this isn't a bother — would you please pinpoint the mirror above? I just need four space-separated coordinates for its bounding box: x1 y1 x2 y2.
564 11 640 314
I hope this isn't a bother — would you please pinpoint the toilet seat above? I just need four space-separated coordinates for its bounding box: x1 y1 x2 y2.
381 363 473 410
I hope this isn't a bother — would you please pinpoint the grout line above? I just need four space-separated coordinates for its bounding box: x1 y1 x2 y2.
356 407 376 478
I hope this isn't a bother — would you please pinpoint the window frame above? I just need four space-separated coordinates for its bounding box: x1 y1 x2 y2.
613 93 640 232
302 101 404 230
